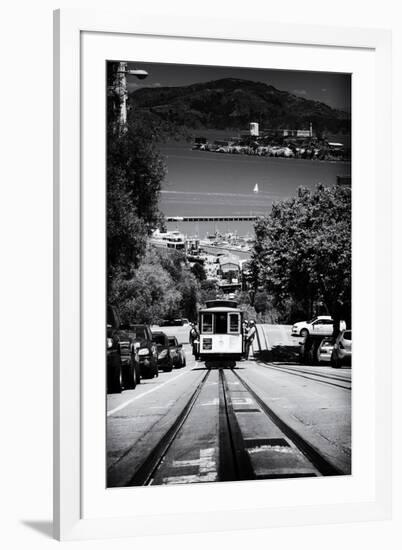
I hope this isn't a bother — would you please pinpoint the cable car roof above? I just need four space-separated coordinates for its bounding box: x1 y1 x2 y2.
198 307 241 313
205 299 238 309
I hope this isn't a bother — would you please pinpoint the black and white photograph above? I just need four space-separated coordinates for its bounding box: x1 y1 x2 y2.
106 60 352 487
2 0 398 544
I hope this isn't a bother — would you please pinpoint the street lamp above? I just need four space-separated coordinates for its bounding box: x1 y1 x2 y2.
114 62 148 132
126 68 148 80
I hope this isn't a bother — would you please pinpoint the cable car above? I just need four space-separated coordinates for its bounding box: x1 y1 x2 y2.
198 300 244 364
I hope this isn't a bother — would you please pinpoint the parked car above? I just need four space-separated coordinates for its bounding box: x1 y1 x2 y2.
256 146 269 156
282 146 295 157
161 319 183 327
331 330 352 368
107 306 138 393
116 328 141 389
317 337 335 363
269 146 284 157
152 331 173 372
107 306 123 394
121 324 158 379
168 336 186 368
291 316 346 338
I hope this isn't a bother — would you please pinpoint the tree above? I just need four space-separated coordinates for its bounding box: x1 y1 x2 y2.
109 256 180 325
253 291 270 317
156 248 186 281
107 167 148 280
251 184 351 326
177 274 199 322
109 248 200 324
106 64 202 321
191 262 207 281
107 83 166 280
199 279 219 305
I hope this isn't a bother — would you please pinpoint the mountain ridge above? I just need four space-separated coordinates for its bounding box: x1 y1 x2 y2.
128 77 350 136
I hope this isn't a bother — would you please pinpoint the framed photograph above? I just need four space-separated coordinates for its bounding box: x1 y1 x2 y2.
54 9 392 541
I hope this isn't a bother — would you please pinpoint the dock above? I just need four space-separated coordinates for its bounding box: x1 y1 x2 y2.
166 215 260 222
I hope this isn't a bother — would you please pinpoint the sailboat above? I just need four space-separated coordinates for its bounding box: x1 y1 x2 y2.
253 183 259 193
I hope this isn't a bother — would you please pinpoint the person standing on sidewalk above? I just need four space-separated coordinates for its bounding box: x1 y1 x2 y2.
242 319 249 357
245 320 256 359
189 323 200 359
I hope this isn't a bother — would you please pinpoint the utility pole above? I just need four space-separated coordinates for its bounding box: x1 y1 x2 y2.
107 61 148 135
116 62 129 131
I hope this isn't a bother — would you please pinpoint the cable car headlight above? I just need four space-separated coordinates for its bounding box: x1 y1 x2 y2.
138 348 150 356
203 338 212 350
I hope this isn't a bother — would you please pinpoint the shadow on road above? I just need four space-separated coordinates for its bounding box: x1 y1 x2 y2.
255 345 301 363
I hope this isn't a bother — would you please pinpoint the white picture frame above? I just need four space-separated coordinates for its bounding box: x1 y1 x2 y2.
54 8 392 541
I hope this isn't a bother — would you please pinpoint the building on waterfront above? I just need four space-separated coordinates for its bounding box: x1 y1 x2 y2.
204 257 220 280
150 229 186 251
336 175 351 186
282 122 313 138
328 142 344 150
217 257 242 292
218 256 240 281
249 122 259 136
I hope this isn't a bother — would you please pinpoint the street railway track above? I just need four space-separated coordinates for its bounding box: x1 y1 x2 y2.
218 369 255 481
230 369 343 477
258 363 352 390
127 369 211 486
266 363 351 383
116 364 343 486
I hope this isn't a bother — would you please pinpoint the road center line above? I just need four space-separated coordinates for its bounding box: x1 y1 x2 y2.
107 370 191 416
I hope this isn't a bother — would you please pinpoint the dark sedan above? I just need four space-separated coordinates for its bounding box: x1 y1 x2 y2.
122 324 158 379
116 329 141 389
168 336 186 368
152 331 173 372
107 322 122 393
107 306 139 393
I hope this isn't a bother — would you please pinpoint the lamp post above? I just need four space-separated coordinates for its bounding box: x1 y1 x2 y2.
110 62 148 134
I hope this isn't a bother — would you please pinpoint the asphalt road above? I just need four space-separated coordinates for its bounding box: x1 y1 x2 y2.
107 329 351 486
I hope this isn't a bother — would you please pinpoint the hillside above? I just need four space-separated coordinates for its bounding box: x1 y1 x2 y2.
128 78 350 137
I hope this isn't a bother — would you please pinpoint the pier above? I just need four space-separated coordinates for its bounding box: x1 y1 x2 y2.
166 215 260 222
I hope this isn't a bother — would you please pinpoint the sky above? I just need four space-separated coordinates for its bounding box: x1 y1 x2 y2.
125 61 351 112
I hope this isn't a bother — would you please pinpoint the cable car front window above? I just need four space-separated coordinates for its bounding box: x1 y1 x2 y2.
228 313 240 333
215 313 227 334
201 313 213 333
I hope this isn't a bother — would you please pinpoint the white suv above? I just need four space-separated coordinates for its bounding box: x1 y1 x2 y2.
291 316 346 338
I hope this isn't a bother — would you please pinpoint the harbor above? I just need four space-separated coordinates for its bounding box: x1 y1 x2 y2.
159 140 351 238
